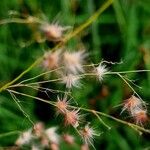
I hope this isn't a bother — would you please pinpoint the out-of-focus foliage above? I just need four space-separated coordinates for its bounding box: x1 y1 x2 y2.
0 0 150 149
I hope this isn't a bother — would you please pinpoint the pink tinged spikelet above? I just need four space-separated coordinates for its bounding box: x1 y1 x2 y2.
15 129 32 146
95 62 108 81
61 74 80 88
63 134 75 145
56 96 69 115
33 122 45 137
121 95 143 114
81 144 89 150
132 108 148 125
50 143 59 150
64 109 80 128
41 23 70 42
45 127 60 144
80 124 98 146
63 50 87 74
43 50 61 70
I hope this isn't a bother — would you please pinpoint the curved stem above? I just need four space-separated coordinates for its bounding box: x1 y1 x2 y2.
7 89 150 134
0 131 21 138
0 17 43 25
7 89 56 107
116 73 143 101
105 70 150 74
70 106 150 134
0 0 113 92
0 58 43 92
18 67 63 85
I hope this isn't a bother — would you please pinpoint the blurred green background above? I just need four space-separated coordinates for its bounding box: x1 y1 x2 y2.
0 0 150 149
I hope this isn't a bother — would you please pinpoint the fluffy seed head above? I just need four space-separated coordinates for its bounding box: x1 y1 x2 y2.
61 74 80 88
95 63 108 81
45 127 60 144
55 96 69 115
43 50 61 70
63 134 75 145
64 109 80 127
41 23 68 41
80 124 98 146
63 50 87 74
121 96 143 114
15 129 32 146
132 108 148 125
50 143 59 150
33 122 45 137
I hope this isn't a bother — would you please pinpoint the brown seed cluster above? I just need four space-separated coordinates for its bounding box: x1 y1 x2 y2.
121 96 148 125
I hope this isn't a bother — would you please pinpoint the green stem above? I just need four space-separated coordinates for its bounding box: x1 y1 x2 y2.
0 0 113 92
0 58 43 92
0 17 43 25
7 89 150 134
64 0 113 42
71 106 150 134
0 131 21 138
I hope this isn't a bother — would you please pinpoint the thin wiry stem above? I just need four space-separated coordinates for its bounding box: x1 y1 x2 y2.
4 68 150 103
18 66 63 85
26 84 70 95
7 89 150 134
116 73 148 109
0 0 113 92
105 70 150 74
123 76 142 89
8 83 71 96
27 78 62 85
7 69 150 94
0 131 21 138
8 90 34 126
7 89 56 107
8 84 77 106
0 16 44 25
69 106 150 134
116 73 143 101
0 58 43 92
17 69 150 86
92 110 111 130
75 69 150 78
